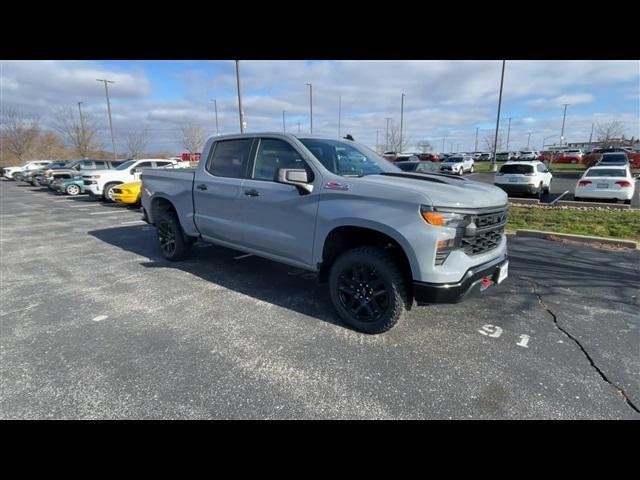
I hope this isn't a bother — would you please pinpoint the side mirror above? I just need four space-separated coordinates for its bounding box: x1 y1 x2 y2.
278 168 313 194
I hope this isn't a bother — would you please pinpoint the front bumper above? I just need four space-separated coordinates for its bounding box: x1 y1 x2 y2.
84 183 102 197
413 255 508 304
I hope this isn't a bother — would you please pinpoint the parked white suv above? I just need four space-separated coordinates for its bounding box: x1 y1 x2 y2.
2 160 52 180
493 161 552 197
439 155 474 175
83 158 178 201
518 151 538 160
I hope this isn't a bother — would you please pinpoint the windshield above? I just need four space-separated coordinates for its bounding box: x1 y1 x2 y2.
585 169 626 178
396 162 418 172
599 155 627 163
445 157 463 163
115 160 136 170
298 138 400 177
500 164 533 174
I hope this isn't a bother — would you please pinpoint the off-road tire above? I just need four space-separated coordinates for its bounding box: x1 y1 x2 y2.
329 246 409 334
156 210 192 261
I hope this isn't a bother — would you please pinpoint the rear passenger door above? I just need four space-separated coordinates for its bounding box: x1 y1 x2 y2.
240 137 320 266
193 138 255 244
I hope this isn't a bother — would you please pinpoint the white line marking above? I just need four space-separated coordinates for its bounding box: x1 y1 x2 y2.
121 220 145 225
89 211 126 215
517 334 530 348
234 253 253 260
92 315 108 322
68 203 101 207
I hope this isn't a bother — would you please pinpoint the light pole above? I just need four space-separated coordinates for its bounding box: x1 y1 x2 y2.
306 83 313 134
400 92 406 153
474 127 479 152
450 143 453 153
588 122 594 150
338 95 341 137
385 117 391 151
560 103 570 147
505 117 512 150
211 99 219 135
77 101 86 158
526 132 532 149
282 110 286 133
491 60 506 171
442 135 446 154
235 60 245 133
376 130 379 152
96 78 117 160
542 135 557 149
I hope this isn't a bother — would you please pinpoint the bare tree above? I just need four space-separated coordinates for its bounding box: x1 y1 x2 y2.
484 134 504 154
32 132 72 160
1 109 40 163
123 126 151 159
595 120 626 144
52 106 101 158
387 120 411 153
177 122 207 157
416 140 432 153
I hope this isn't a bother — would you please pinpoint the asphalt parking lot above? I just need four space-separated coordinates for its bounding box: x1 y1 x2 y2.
1 179 639 419
469 170 640 207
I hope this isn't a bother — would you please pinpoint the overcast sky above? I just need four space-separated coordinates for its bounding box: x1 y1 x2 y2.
2 60 639 153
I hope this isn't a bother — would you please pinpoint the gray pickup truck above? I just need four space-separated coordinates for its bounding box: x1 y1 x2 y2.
141 133 509 333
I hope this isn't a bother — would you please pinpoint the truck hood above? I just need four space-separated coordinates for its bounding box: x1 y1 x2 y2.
358 172 508 209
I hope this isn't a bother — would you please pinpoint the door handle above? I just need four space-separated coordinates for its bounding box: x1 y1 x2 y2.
244 189 260 197
196 184 208 190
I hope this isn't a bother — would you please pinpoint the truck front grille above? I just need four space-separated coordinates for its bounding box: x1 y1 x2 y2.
461 228 504 255
461 208 508 256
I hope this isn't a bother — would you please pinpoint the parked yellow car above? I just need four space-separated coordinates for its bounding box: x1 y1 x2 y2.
112 181 142 205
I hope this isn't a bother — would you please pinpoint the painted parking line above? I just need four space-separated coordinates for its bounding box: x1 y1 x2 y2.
89 211 129 215
120 220 145 225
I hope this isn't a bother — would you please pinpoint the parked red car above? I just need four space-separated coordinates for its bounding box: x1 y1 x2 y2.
553 149 584 164
181 152 201 162
415 153 441 162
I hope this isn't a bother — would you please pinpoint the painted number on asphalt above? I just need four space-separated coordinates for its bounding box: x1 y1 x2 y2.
478 324 503 338
516 334 530 348
478 324 532 348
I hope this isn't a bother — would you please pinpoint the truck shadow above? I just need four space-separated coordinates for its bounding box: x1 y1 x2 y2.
88 225 345 329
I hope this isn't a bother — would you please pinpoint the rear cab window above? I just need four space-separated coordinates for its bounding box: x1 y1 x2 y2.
206 139 254 178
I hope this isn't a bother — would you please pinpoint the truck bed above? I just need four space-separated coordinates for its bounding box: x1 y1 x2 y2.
140 168 196 227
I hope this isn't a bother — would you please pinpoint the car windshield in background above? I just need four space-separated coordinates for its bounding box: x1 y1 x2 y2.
396 162 419 172
599 155 628 163
500 164 533 174
298 138 400 177
115 160 136 170
585 169 626 178
445 157 463 163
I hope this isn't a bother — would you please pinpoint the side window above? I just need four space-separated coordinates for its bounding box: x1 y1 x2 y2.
81 161 96 169
94 161 107 169
253 138 311 181
537 164 545 173
207 139 253 178
133 162 154 172
154 161 172 168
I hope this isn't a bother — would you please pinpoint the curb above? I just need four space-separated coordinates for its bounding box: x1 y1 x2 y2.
515 229 639 249
556 200 631 209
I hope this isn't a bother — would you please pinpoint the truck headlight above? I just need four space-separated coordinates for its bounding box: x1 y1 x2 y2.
420 206 466 228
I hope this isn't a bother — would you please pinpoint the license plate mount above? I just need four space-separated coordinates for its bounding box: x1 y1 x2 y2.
495 261 509 284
